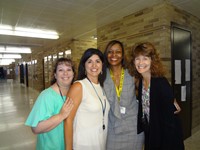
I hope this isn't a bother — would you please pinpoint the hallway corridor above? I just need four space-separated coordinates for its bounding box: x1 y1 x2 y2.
0 79 199 150
0 79 37 150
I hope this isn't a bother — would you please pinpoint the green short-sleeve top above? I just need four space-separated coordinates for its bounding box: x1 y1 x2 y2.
25 87 66 150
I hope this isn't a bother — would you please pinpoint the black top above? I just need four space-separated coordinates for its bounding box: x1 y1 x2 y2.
137 77 184 150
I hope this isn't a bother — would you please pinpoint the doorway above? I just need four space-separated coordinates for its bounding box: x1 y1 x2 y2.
0 67 4 79
20 64 24 84
171 23 192 139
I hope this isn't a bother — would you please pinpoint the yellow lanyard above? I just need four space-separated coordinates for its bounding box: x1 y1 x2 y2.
109 68 125 102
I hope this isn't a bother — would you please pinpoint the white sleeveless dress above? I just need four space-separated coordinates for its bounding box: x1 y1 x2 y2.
73 78 110 150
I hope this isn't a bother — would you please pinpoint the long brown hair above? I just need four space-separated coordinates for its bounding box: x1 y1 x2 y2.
129 42 166 80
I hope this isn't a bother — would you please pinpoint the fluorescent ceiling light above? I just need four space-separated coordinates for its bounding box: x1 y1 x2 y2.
0 59 15 66
0 46 31 54
0 54 22 59
0 24 59 39
0 24 12 30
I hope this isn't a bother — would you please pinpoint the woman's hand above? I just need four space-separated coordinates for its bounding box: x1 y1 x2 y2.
174 99 181 114
59 97 74 120
31 97 73 134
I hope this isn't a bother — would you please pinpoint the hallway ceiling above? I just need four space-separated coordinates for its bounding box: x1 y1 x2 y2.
0 0 199 49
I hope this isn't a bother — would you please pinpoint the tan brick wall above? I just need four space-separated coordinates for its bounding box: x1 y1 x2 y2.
22 39 97 92
97 2 200 129
72 39 97 73
21 2 200 130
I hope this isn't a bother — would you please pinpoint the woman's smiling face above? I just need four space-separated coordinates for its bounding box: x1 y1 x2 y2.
85 54 102 80
55 63 74 87
107 43 123 67
134 55 151 76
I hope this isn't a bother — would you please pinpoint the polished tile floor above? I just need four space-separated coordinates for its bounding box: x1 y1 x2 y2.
0 79 37 150
0 79 199 150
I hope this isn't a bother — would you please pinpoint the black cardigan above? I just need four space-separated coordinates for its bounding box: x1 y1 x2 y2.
137 77 184 150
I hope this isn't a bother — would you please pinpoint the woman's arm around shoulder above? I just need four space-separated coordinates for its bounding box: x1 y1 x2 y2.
64 82 83 150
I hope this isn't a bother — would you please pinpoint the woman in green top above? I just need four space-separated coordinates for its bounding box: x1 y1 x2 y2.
25 58 75 150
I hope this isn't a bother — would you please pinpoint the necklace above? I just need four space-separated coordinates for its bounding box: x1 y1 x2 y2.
87 78 106 130
56 83 65 102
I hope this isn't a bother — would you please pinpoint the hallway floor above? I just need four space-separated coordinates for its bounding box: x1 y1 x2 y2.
0 79 199 150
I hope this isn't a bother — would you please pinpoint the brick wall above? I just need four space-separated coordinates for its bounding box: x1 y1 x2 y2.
21 2 200 131
22 39 97 92
97 2 200 130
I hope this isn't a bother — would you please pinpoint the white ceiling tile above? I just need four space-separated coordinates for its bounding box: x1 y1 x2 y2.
0 0 199 49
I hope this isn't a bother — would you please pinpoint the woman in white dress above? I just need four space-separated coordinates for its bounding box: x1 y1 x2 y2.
64 48 110 150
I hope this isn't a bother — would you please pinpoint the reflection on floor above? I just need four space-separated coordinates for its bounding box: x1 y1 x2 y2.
0 79 37 150
0 79 199 150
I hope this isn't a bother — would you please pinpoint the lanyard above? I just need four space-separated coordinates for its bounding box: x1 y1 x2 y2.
87 78 106 130
57 83 65 102
109 68 125 102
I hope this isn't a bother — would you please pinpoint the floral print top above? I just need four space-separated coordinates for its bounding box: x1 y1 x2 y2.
142 84 150 122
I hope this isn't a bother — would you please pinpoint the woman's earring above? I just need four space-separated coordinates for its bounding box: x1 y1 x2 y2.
101 70 103 74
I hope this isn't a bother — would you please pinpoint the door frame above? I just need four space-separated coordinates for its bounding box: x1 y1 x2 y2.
171 22 192 139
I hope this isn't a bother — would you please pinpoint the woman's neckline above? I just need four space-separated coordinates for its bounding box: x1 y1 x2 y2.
86 77 99 86
110 65 122 74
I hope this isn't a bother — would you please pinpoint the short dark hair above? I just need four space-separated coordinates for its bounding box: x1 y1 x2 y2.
104 40 126 68
77 48 106 87
51 57 76 85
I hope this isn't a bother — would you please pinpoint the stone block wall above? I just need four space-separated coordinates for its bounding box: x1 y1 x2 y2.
97 2 200 130
22 39 96 92
20 2 200 131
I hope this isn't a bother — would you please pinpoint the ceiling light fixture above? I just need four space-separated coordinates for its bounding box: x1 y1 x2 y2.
0 59 15 66
0 46 31 54
0 24 59 39
0 54 22 59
